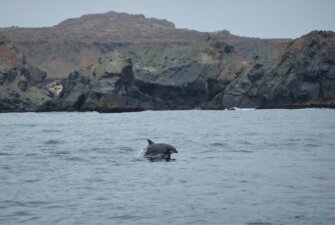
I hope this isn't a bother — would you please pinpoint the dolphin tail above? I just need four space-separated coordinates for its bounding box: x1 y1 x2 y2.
147 139 154 145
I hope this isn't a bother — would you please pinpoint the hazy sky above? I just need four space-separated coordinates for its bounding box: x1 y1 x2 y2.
0 0 334 38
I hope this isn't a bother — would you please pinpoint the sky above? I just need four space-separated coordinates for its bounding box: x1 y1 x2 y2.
0 0 334 38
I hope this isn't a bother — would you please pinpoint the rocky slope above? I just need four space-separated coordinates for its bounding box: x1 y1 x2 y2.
1 11 334 111
213 31 335 108
0 11 287 78
0 35 50 112
42 51 159 112
22 31 335 111
41 35 250 111
132 35 249 108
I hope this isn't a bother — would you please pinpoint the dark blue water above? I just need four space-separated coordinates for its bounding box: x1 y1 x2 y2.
1 109 335 225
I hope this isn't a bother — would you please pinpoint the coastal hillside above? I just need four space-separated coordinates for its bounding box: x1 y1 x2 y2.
41 31 335 111
0 11 287 78
42 35 249 111
0 12 334 111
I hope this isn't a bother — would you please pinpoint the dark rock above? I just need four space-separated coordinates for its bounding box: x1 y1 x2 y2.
206 78 230 100
321 79 335 99
214 30 335 108
17 80 28 91
247 68 263 82
42 51 159 112
224 45 234 53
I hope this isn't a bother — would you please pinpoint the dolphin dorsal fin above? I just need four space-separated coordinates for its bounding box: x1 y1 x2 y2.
147 139 154 145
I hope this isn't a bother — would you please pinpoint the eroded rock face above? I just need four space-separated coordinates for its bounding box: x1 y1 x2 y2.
0 65 51 112
0 35 51 112
214 31 335 108
43 51 159 112
132 36 249 108
42 31 335 111
43 36 249 111
2 29 334 111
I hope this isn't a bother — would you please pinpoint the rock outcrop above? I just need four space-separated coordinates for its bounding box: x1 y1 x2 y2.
213 31 335 108
42 35 249 111
0 35 50 112
42 51 158 112
40 31 335 111
132 35 249 108
1 11 334 111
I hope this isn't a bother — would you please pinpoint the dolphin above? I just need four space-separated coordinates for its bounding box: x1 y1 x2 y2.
144 139 178 161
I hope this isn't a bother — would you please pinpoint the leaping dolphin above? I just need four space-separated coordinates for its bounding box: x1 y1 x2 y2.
144 139 178 161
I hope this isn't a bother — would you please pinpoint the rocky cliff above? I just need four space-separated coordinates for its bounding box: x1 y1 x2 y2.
0 35 50 112
213 31 335 108
1 12 334 112
0 11 287 78
132 35 249 108
42 51 159 112
42 35 250 111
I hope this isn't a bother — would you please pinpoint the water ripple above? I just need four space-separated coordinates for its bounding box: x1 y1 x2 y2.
44 139 65 145
0 109 334 225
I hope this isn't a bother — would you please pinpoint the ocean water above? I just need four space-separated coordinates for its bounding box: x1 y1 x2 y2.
0 109 335 225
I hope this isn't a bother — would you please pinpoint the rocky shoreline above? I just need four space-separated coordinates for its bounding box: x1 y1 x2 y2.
1 12 334 113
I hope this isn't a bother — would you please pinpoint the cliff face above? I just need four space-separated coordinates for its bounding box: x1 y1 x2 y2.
213 31 335 108
42 51 159 112
1 11 334 111
30 31 335 111
132 36 249 108
0 11 286 78
0 35 50 112
42 36 250 111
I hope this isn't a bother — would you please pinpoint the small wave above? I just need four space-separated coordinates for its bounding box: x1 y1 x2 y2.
247 222 272 225
42 205 62 209
303 143 321 148
286 138 301 142
66 156 86 162
23 179 40 183
237 149 253 153
0 200 27 207
53 150 70 155
134 148 146 160
245 132 258 136
15 124 37 128
237 140 253 145
41 129 62 133
44 139 64 145
18 216 40 223
85 178 105 182
26 201 48 206
0 152 13 156
12 211 31 216
209 142 228 147
228 149 254 153
108 214 141 221
119 146 134 151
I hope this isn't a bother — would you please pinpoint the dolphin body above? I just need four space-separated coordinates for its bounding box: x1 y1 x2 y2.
144 139 178 161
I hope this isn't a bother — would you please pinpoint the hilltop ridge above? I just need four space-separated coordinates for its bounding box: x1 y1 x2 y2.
0 11 287 78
